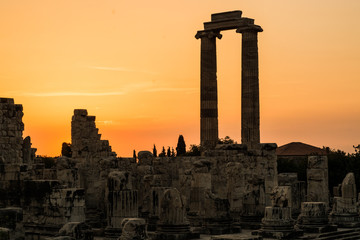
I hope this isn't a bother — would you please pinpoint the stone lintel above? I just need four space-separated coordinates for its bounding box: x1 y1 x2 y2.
204 18 254 31
195 30 222 39
211 10 242 22
236 24 263 33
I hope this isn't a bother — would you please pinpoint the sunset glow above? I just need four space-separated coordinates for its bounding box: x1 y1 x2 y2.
1 0 360 156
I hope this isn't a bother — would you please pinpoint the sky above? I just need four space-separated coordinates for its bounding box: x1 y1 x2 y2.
1 0 360 157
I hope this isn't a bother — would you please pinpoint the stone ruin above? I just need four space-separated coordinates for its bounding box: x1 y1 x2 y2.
330 172 360 227
1 9 359 240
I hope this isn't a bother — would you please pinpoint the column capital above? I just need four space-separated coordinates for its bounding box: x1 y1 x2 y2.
236 24 263 33
195 30 222 40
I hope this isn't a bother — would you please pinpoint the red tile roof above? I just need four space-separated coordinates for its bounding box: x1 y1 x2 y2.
276 142 326 156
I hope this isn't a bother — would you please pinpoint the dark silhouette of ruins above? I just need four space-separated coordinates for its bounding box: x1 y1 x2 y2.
0 10 359 240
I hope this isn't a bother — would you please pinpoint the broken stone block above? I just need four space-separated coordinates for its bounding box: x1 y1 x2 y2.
307 156 329 207
329 172 360 227
296 202 336 233
155 188 194 240
119 218 148 240
58 222 93 240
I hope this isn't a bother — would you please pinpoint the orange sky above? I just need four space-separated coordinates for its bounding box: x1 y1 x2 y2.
1 0 360 157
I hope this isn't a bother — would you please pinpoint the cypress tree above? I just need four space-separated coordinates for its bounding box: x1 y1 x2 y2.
153 144 157 157
167 147 171 157
176 135 186 156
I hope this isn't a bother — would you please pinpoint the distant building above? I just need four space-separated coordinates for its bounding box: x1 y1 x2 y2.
276 142 327 158
276 142 327 182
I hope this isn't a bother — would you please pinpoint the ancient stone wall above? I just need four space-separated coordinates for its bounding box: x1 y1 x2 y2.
0 98 24 164
71 109 116 160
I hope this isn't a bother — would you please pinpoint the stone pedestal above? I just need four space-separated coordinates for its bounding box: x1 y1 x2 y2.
329 172 360 227
259 207 299 239
155 188 197 240
296 202 336 233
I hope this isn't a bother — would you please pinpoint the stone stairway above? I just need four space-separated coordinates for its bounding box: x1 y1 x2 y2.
303 228 360 240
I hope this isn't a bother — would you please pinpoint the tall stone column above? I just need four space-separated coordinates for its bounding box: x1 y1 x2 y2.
237 26 262 149
195 30 222 150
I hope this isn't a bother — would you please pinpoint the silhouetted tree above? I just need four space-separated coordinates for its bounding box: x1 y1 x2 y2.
176 135 186 156
186 144 201 156
159 147 166 157
61 142 72 157
354 145 360 153
167 147 171 157
171 147 175 157
133 150 136 160
218 136 236 144
153 144 157 157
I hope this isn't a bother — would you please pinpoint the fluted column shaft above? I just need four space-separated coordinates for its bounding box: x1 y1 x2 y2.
240 30 260 148
196 31 222 150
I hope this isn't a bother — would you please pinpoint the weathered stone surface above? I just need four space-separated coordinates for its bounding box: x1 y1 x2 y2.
329 172 360 227
270 186 291 208
259 207 298 239
278 173 306 217
342 172 357 198
119 218 148 240
58 222 93 240
258 186 299 239
138 151 153 165
71 109 116 160
307 156 329 206
56 157 80 188
106 171 138 229
155 188 193 240
297 202 336 233
0 98 24 164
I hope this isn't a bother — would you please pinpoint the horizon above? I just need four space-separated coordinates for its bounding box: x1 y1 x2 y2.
1 0 360 157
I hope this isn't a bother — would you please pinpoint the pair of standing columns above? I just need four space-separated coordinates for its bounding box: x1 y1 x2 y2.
196 27 261 150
